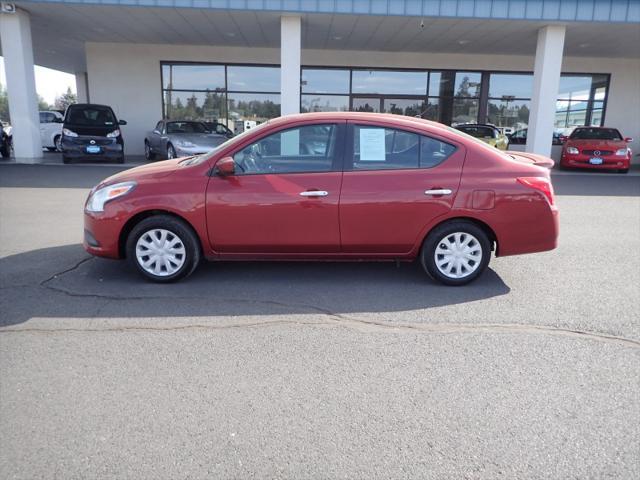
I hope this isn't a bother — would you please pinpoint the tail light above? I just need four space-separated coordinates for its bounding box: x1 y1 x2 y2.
517 176 555 206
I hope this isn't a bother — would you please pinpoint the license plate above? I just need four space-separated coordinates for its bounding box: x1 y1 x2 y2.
589 157 603 165
86 145 101 154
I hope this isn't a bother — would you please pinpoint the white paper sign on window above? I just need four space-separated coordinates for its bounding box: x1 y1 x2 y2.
359 128 386 161
281 130 300 156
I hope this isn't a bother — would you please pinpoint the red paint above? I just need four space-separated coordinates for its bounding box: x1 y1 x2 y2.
84 112 558 263
560 127 632 171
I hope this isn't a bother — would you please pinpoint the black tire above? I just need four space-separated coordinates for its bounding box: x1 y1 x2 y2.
115 155 125 164
420 220 491 286
144 141 156 161
62 155 71 164
54 135 62 152
126 215 201 283
0 144 9 158
166 143 176 160
46 147 57 152
619 168 629 174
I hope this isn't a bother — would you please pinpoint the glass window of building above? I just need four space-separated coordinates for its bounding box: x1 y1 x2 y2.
488 74 534 99
302 69 350 94
227 66 280 92
162 64 225 91
301 94 349 113
351 70 427 95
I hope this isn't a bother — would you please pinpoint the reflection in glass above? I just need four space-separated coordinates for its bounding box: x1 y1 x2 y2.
487 99 530 129
382 99 426 117
227 93 280 133
454 73 482 97
352 70 427 95
452 98 479 124
421 98 440 122
352 97 380 112
555 99 588 129
489 73 534 99
162 64 225 91
301 95 349 112
227 66 280 92
302 69 350 94
164 91 227 121
557 76 592 100
590 101 604 126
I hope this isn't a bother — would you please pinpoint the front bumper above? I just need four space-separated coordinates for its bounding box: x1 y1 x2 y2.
561 155 630 170
62 136 123 161
83 210 125 259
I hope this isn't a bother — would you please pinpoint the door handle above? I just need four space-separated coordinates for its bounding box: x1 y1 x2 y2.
300 190 329 197
424 189 453 196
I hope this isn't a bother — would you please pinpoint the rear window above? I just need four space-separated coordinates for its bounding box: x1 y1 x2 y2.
456 125 496 139
570 128 622 141
66 106 116 126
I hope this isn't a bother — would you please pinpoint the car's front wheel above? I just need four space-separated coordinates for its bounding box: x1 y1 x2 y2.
126 215 201 283
144 141 156 161
166 144 176 160
421 220 491 286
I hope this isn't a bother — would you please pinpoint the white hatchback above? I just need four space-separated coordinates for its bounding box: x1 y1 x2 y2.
39 110 64 151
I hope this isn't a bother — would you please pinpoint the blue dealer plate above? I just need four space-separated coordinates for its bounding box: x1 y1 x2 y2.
86 145 101 154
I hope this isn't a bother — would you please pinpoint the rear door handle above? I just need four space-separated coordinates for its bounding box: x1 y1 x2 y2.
300 190 329 197
424 189 453 195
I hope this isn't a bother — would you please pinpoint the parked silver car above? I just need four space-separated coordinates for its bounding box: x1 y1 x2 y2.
144 120 227 160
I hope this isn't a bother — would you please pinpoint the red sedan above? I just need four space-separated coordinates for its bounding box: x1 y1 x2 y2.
560 127 632 173
84 112 559 285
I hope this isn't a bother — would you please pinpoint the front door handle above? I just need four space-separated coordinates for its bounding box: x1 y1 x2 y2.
424 189 452 196
300 190 329 197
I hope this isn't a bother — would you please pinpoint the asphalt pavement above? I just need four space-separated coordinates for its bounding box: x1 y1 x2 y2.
1 163 639 479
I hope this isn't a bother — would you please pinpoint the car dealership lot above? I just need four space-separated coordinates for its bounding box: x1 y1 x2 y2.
1 164 639 478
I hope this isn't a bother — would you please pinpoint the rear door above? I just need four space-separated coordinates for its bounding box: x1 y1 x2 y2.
339 121 466 253
206 121 345 254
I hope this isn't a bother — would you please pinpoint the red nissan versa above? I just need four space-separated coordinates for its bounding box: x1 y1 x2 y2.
560 126 633 173
83 112 559 286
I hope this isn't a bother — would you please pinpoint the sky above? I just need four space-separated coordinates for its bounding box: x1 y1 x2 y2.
0 56 76 105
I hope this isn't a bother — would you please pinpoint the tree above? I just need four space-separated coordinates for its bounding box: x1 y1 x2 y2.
54 87 76 111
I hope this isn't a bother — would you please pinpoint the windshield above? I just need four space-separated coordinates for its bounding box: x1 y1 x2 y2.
66 106 116 126
456 125 496 139
167 122 208 134
570 128 622 141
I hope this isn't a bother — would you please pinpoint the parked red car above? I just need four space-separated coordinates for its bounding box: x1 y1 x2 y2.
560 127 632 173
84 112 559 285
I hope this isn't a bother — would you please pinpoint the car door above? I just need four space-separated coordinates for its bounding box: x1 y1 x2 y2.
39 112 54 147
339 121 465 254
149 121 163 152
206 121 345 254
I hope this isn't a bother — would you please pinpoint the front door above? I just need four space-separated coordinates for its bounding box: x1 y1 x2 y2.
339 121 466 254
206 122 345 254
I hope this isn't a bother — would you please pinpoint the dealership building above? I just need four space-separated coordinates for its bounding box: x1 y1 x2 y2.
0 0 639 162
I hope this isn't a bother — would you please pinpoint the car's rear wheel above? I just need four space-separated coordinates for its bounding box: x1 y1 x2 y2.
421 221 491 286
54 135 62 152
144 141 156 161
126 215 201 283
166 144 176 160
62 155 71 164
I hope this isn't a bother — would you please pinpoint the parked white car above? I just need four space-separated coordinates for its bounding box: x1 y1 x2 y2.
39 110 64 151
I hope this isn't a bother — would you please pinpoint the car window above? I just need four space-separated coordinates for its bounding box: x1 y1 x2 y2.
39 112 54 123
66 106 117 126
569 128 622 141
456 125 496 139
352 126 455 170
215 124 229 135
155 121 163 132
232 124 337 175
167 122 208 134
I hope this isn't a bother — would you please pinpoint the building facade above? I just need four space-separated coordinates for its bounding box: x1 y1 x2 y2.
1 0 639 161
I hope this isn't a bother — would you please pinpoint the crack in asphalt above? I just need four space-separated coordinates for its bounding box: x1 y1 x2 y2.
4 256 637 349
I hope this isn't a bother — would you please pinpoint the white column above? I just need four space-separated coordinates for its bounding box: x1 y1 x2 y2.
75 72 89 103
0 8 42 160
526 25 566 157
280 16 301 116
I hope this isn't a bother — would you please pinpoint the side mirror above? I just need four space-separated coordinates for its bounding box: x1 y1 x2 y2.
559 135 568 143
215 156 236 176
119 119 128 126
55 117 64 123
625 137 633 143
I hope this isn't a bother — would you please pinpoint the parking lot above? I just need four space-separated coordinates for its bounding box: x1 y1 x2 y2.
1 163 639 478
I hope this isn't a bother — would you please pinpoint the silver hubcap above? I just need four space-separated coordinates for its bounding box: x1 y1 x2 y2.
55 137 62 151
434 232 483 279
135 229 186 277
167 147 174 159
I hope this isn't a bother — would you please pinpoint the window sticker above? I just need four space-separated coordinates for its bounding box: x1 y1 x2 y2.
281 129 300 156
359 128 386 161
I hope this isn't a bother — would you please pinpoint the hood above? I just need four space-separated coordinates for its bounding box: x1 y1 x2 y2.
509 151 554 169
567 139 626 149
169 133 226 147
96 158 183 188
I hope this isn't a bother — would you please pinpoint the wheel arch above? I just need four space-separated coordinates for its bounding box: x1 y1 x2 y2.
118 209 202 259
423 216 499 254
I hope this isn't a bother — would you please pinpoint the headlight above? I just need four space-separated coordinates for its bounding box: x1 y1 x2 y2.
615 148 629 156
177 140 195 147
86 181 136 213
106 129 121 138
63 128 78 137
566 146 579 155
